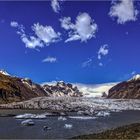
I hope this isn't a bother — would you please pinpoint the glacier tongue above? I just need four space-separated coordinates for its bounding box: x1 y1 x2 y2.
75 83 117 97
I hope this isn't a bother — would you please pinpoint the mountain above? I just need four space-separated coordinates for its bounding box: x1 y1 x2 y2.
43 81 82 97
129 74 140 81
0 71 47 104
0 70 10 76
0 70 83 104
107 74 140 99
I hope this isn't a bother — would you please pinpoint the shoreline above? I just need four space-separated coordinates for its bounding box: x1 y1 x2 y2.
72 123 140 139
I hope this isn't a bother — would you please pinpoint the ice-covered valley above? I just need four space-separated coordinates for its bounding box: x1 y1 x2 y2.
1 97 140 118
0 82 140 120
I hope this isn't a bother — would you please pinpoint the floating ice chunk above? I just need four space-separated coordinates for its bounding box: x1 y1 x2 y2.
43 126 51 131
21 119 34 126
58 116 67 121
15 113 46 119
69 116 96 120
64 124 73 129
96 111 110 117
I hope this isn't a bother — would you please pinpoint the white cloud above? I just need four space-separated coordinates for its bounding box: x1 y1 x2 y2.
98 44 109 60
42 56 57 63
10 21 19 27
51 0 60 13
60 12 98 42
59 17 74 30
21 34 43 49
11 21 43 49
109 0 138 24
10 21 25 33
32 23 61 46
11 21 61 49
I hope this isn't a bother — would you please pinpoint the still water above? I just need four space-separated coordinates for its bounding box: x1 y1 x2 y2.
0 110 140 139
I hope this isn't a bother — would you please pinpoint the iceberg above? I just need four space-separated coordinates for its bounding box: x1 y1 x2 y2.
21 119 35 126
64 124 73 129
58 116 67 121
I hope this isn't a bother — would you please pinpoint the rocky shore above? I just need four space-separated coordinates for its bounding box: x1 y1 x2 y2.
72 123 140 139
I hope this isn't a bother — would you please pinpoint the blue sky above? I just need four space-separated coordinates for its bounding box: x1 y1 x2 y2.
0 0 140 84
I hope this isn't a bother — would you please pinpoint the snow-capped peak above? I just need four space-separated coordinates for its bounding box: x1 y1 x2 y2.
130 74 140 81
0 69 10 76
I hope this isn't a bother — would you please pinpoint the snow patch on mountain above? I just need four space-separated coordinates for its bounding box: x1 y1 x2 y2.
129 74 140 81
0 70 10 76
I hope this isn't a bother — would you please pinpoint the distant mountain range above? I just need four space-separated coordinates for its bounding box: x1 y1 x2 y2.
107 75 140 99
0 70 82 104
0 69 140 104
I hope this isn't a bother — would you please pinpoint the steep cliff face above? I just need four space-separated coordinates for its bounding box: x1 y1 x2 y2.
107 75 140 99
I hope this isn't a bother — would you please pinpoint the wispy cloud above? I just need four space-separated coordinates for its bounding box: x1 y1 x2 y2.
131 71 136 75
82 57 93 68
10 21 19 28
98 44 109 60
82 44 109 68
60 12 98 42
109 0 138 24
99 62 103 67
10 21 61 49
51 0 60 13
42 56 57 63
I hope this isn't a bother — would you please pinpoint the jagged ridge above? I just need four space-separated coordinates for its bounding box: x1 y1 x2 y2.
43 81 82 97
0 70 82 104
